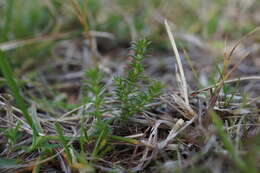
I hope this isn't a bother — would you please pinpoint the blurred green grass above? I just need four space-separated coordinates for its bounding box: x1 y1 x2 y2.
1 0 258 49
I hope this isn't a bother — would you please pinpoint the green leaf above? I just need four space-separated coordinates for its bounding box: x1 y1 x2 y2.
0 51 38 137
0 158 17 169
211 111 250 173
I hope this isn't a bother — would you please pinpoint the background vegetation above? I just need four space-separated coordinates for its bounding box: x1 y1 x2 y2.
0 0 259 172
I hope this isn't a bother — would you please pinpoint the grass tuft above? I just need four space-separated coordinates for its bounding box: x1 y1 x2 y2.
0 51 39 138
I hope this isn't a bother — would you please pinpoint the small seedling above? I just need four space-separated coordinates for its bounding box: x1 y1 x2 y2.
4 123 21 149
114 39 163 120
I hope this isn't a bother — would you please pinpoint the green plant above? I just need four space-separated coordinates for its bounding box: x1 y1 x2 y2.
82 68 109 158
113 39 163 121
4 123 21 149
0 51 39 141
210 111 254 173
215 64 241 108
0 54 53 154
79 39 163 159
55 122 73 163
0 158 17 169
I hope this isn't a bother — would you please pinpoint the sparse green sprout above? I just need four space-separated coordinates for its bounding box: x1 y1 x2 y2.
82 68 110 158
84 68 104 98
55 122 72 163
4 123 21 148
83 68 105 119
211 111 249 173
114 39 163 120
83 68 108 138
215 64 241 108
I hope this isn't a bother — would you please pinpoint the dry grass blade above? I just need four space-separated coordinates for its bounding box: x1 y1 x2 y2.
0 32 70 51
207 26 260 110
68 0 99 66
164 20 196 119
164 19 189 105
167 93 196 119
0 31 114 51
208 52 249 109
158 118 184 149
191 75 260 96
227 26 260 59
